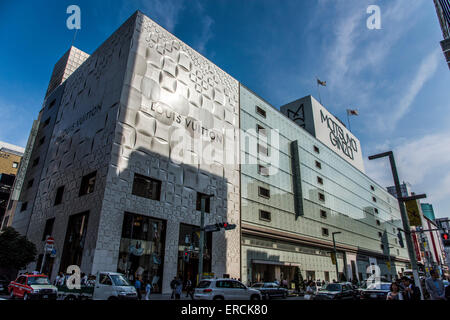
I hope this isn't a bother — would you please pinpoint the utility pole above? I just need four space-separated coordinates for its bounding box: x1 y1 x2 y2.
368 151 426 299
332 232 341 281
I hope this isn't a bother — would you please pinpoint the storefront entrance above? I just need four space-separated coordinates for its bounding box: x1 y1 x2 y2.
177 223 212 285
251 261 296 286
117 212 166 293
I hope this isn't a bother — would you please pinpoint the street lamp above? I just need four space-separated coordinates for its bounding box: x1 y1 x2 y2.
368 151 425 299
332 232 342 282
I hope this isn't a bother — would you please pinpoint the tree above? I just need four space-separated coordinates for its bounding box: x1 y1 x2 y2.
293 266 305 293
0 227 37 270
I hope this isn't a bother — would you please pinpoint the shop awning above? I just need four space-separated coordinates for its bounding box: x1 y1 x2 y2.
252 259 301 267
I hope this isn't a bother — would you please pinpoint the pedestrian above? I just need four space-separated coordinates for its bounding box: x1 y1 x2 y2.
401 276 420 300
81 273 88 286
134 277 142 300
175 277 183 300
145 280 151 300
304 281 315 300
386 282 403 300
185 278 194 299
54 272 63 286
170 276 178 299
425 270 446 300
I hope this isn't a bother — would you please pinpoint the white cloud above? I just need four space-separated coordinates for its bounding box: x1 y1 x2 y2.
365 130 450 218
383 48 441 130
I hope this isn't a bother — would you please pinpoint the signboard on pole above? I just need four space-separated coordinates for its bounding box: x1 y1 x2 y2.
405 200 422 227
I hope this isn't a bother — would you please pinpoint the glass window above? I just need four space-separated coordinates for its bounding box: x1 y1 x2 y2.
27 276 50 285
20 202 28 212
256 124 267 137
196 193 211 213
54 186 65 206
320 210 327 219
99 274 112 285
27 179 34 189
315 161 322 169
12 162 19 168
314 146 320 154
79 171 96 196
258 165 269 177
42 218 55 241
59 211 89 273
259 210 271 221
322 228 329 236
257 143 268 156
318 192 325 201
32 157 40 167
258 186 270 198
255 106 266 118
132 174 161 201
317 176 323 185
217 280 233 288
118 212 166 293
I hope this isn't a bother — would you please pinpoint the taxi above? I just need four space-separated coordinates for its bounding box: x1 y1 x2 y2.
8 274 58 300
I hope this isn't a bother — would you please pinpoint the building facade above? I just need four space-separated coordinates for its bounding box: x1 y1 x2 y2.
239 86 409 285
12 11 411 292
433 0 450 69
0 141 24 226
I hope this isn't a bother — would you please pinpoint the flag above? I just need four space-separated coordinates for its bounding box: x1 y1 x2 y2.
347 109 359 116
317 79 327 86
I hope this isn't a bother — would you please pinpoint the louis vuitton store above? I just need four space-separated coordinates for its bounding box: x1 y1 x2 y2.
117 212 166 293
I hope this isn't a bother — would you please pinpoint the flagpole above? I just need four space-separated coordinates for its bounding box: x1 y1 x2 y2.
316 77 322 104
347 111 352 132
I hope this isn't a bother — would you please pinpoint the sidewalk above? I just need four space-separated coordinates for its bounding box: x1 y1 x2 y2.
143 293 195 300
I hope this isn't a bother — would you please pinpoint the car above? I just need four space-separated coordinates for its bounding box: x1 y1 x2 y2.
250 282 288 300
194 278 262 300
313 283 356 300
359 282 391 300
8 274 58 300
0 275 10 294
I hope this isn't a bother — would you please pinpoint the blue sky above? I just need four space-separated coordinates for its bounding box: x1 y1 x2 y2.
1 0 449 218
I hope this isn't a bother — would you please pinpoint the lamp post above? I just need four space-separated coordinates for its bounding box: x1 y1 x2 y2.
368 151 425 299
332 232 342 281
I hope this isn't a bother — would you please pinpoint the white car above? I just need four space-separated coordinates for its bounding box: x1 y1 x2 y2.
194 279 262 300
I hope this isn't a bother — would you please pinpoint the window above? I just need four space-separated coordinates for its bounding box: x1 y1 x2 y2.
12 162 19 168
320 210 327 219
255 106 266 118
378 232 382 238
54 186 65 206
376 220 381 226
196 192 211 213
322 228 329 236
32 157 40 167
259 210 271 221
257 143 268 156
313 146 320 154
27 179 34 189
317 176 323 185
42 218 55 241
258 186 270 199
258 164 269 177
20 202 28 212
372 196 377 202
132 174 162 201
370 185 375 191
374 208 379 214
79 171 97 196
43 117 51 128
318 192 325 202
315 161 322 169
99 274 112 285
39 136 45 146
48 99 56 110
380 244 384 250
256 124 267 137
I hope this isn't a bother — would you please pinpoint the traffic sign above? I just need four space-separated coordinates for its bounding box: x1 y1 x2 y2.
46 237 55 245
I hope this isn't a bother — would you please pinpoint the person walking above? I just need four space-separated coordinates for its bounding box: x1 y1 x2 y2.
134 277 142 300
175 277 183 300
386 282 403 300
425 270 446 300
304 281 315 300
145 280 151 300
185 278 194 299
401 276 420 300
170 276 178 299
